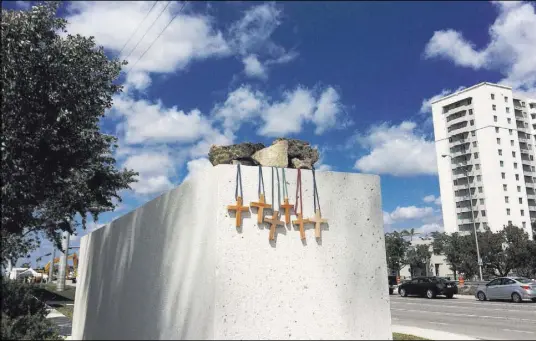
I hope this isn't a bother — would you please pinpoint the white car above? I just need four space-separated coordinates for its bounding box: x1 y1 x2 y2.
475 277 536 303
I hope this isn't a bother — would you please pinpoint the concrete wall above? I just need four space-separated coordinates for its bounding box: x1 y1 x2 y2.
72 165 392 340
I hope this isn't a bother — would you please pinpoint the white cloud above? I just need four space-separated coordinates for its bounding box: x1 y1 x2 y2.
312 87 342 135
424 1 536 94
353 121 437 176
228 2 297 79
386 206 435 222
419 86 466 114
423 195 442 205
420 223 443 235
123 149 177 195
65 1 230 89
189 128 235 159
113 95 214 145
183 158 212 182
243 54 267 79
212 85 266 132
213 85 343 137
259 87 316 136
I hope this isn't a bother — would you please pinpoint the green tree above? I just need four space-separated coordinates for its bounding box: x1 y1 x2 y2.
431 232 478 279
1 2 137 265
405 244 432 277
1 280 60 340
384 231 410 276
401 228 420 241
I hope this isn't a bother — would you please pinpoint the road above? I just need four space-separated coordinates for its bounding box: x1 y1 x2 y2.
390 295 536 340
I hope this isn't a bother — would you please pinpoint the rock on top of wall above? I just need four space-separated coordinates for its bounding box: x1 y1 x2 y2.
208 138 320 169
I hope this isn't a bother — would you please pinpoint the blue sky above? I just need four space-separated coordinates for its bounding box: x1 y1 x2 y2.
7 1 536 265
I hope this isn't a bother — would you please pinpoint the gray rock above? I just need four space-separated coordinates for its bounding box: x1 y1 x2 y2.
208 143 265 166
252 140 289 168
291 157 314 170
274 138 319 168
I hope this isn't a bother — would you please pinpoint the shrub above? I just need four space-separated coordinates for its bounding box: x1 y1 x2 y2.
1 277 60 340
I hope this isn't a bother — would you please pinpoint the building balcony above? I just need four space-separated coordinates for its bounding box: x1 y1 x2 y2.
528 205 536 212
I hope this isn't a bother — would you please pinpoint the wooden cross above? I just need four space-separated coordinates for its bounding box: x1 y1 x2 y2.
280 198 294 225
250 194 272 224
227 196 249 227
308 210 328 238
292 213 311 240
264 211 285 241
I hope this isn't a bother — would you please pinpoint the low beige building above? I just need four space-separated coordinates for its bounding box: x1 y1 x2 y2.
398 238 454 280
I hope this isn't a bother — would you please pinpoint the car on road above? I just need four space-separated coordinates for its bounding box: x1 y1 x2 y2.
398 276 458 299
475 277 536 303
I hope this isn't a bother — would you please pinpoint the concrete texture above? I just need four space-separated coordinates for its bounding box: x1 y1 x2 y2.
72 165 391 340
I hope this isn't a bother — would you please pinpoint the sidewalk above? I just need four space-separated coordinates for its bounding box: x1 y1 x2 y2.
392 324 479 340
46 306 72 338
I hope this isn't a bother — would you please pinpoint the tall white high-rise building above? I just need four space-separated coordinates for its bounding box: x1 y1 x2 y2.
432 82 535 239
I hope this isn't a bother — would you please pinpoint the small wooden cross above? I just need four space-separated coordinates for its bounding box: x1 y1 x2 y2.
280 198 294 225
227 196 249 227
250 194 272 224
292 213 311 240
308 210 328 238
264 211 285 241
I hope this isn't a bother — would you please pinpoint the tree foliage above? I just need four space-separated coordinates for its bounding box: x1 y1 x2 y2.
384 231 410 275
431 226 536 279
1 279 60 340
405 244 432 277
1 2 137 264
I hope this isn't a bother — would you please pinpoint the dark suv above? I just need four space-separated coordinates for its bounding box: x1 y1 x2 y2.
398 276 458 299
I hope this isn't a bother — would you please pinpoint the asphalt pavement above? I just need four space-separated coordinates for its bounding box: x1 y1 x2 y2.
390 294 536 340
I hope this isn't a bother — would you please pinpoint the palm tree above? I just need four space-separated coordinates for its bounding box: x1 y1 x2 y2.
401 228 421 241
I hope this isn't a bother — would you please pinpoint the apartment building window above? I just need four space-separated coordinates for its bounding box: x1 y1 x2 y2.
491 94 495 100
516 174 520 181
512 151 516 157
481 210 486 217
519 197 523 204
500 161 504 167
531 155 534 161
475 164 480 170
498 149 502 155
497 138 501 144
505 96 508 102
501 172 506 179
474 152 479 159
523 222 526 228
494 115 498 122
503 184 508 191
471 131 476 137
495 127 499 133
532 166 535 172
477 175 481 181
507 208 511 215
473 141 477 147
480 198 485 204
514 162 518 169
471 120 475 126
505 196 509 203
508 119 512 125
469 109 473 115
511 140 514 146
521 209 524 216
506 107 510 113
478 187 483 193
493 104 497 111
508 220 512 225
517 185 521 192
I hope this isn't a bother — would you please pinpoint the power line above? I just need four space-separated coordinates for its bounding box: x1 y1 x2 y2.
117 1 159 57
121 1 172 65
125 1 188 76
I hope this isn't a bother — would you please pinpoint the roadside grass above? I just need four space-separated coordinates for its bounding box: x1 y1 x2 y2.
33 283 76 320
393 332 429 340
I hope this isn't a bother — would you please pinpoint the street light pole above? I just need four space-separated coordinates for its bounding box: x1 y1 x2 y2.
443 148 483 281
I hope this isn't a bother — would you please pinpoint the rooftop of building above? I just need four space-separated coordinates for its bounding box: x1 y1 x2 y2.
431 82 512 105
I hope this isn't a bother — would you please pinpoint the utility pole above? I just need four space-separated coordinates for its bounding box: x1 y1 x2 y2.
56 231 70 292
442 144 483 281
49 247 56 283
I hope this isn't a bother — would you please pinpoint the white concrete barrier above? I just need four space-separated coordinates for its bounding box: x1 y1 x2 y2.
72 165 392 340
